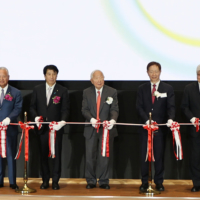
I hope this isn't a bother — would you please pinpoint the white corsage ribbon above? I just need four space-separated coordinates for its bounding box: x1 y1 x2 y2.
106 97 113 105
154 91 167 99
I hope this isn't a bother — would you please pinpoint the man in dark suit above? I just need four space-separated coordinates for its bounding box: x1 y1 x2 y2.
30 65 69 190
0 67 22 189
82 70 119 189
181 64 200 192
136 62 175 191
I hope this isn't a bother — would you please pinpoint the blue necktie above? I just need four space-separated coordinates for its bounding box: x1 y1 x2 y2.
0 89 4 105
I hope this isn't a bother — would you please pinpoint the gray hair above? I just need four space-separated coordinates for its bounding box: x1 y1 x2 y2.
197 65 200 73
0 67 9 75
90 70 105 79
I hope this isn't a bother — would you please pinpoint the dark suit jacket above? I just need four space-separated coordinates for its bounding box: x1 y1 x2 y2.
82 85 119 139
136 81 175 134
29 83 70 134
0 85 22 136
181 82 200 137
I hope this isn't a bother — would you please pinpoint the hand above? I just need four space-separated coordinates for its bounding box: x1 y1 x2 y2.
190 117 197 127
35 116 42 128
52 121 66 131
167 119 173 127
2 117 10 126
90 118 98 128
107 119 116 130
145 120 154 125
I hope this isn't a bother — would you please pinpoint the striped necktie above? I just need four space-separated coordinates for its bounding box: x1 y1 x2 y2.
0 89 4 106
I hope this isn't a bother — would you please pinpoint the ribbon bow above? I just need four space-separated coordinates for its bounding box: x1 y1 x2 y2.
170 122 183 160
15 121 34 161
0 122 8 158
143 122 159 162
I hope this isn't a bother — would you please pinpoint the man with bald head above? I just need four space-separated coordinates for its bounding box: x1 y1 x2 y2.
82 70 119 189
0 67 22 189
181 65 200 192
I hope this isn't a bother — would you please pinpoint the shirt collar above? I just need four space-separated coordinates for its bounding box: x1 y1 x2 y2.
150 80 160 89
46 82 56 91
95 86 103 95
0 84 8 94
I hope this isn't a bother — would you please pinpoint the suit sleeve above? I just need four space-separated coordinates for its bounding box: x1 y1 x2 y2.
8 90 23 121
82 90 93 121
29 88 38 120
60 88 70 121
167 86 175 120
136 87 149 123
181 86 194 120
110 89 119 121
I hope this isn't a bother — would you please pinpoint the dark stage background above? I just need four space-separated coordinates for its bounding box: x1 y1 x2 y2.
4 80 194 180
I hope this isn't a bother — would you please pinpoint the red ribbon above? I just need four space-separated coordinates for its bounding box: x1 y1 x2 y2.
0 123 7 158
15 121 34 161
195 118 199 132
95 119 101 133
38 116 43 130
101 121 110 157
170 122 183 160
48 121 57 158
143 122 159 162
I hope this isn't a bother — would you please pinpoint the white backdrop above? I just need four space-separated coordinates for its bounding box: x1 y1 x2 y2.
0 0 199 80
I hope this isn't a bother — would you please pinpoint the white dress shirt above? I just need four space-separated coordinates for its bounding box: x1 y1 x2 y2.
150 80 160 92
95 87 103 102
46 82 56 98
0 84 8 97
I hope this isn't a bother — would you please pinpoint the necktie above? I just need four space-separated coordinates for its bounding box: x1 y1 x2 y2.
96 91 101 120
152 84 156 104
0 89 4 106
47 87 52 105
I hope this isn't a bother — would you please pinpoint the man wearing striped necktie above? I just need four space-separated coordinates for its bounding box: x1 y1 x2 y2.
0 67 22 189
29 65 70 190
82 70 119 189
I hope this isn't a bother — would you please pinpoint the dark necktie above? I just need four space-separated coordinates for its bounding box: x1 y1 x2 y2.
152 84 156 104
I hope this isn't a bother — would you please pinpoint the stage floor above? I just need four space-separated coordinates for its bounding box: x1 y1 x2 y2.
0 178 200 200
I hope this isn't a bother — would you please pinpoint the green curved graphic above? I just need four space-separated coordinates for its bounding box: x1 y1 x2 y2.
135 0 200 46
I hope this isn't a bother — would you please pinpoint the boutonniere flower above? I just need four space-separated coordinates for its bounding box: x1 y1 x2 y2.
52 96 61 104
4 93 13 101
106 97 113 104
153 91 161 99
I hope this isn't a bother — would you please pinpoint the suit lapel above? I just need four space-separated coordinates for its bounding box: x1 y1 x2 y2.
40 84 47 107
196 82 200 95
1 85 11 106
146 82 153 105
154 81 163 105
90 86 97 114
100 86 108 113
48 83 58 107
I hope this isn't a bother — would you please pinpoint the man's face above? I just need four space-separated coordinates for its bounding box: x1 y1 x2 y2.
147 65 161 83
45 69 57 86
197 71 200 82
91 71 104 90
0 69 9 88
